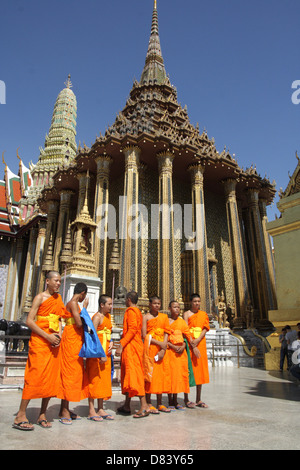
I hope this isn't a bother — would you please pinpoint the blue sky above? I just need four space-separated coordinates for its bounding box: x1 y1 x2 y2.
0 0 299 221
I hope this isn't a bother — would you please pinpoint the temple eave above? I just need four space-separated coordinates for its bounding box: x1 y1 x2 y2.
40 132 273 209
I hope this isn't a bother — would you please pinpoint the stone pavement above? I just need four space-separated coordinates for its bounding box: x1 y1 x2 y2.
0 367 299 451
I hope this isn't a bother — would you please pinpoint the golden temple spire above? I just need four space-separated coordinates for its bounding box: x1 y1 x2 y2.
140 0 166 85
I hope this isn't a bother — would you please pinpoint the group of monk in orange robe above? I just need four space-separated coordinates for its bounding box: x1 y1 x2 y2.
139 294 209 416
13 271 210 429
13 271 114 430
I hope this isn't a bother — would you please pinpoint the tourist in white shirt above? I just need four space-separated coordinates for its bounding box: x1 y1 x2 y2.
289 331 300 382
285 325 299 369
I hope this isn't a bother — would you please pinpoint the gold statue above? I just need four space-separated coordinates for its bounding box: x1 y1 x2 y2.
246 299 254 329
217 291 228 328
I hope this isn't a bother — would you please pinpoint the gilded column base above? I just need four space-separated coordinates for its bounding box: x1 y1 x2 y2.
67 253 97 277
255 318 275 336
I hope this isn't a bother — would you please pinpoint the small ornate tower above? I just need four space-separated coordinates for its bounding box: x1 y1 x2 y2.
19 75 77 219
37 74 77 172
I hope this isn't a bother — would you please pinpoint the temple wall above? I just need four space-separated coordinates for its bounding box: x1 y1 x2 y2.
103 174 123 299
172 176 191 303
205 189 235 307
102 167 235 314
142 167 159 298
267 191 300 327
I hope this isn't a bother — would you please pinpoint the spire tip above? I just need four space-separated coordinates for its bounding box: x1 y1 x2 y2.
65 74 72 89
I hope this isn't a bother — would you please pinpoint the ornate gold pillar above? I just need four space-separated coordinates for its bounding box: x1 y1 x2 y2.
244 188 274 324
157 151 179 310
259 197 277 310
53 190 74 272
3 238 24 320
19 227 38 318
223 178 249 325
120 145 141 291
31 220 47 299
39 199 59 291
181 250 193 306
77 172 89 216
93 154 112 293
187 162 211 313
138 162 149 303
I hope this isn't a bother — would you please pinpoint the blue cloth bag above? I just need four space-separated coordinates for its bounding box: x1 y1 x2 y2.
79 308 106 359
110 343 114 381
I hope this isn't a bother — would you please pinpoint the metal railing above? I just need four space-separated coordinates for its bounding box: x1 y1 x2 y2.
1 335 31 355
207 343 265 368
1 334 267 369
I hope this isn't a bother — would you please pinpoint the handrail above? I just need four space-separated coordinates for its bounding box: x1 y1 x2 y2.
248 328 271 352
229 330 257 357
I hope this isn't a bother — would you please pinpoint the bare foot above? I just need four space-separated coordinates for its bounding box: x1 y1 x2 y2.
87 415 103 422
196 401 208 408
37 419 52 428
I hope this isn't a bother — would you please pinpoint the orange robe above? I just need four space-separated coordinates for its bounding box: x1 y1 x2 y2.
144 312 172 395
188 310 210 385
57 306 89 402
167 317 191 394
22 294 65 400
120 307 145 398
86 313 112 400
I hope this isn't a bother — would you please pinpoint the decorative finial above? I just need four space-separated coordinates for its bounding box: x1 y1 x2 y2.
17 147 21 161
108 233 121 272
65 74 72 89
2 151 7 167
140 0 166 84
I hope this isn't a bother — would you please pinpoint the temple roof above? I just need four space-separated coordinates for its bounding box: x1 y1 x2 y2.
93 1 222 159
8 1 276 218
93 2 219 159
280 151 300 198
78 0 276 207
0 150 32 235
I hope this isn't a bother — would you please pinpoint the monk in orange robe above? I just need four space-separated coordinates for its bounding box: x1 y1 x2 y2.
115 291 150 418
167 300 192 410
86 294 114 421
57 282 89 424
13 271 65 430
183 293 210 408
142 296 172 413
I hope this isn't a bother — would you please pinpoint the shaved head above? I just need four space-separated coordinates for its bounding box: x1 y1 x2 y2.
45 270 61 294
45 270 60 280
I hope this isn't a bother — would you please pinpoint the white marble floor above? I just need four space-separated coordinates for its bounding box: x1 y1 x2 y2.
1 367 299 451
